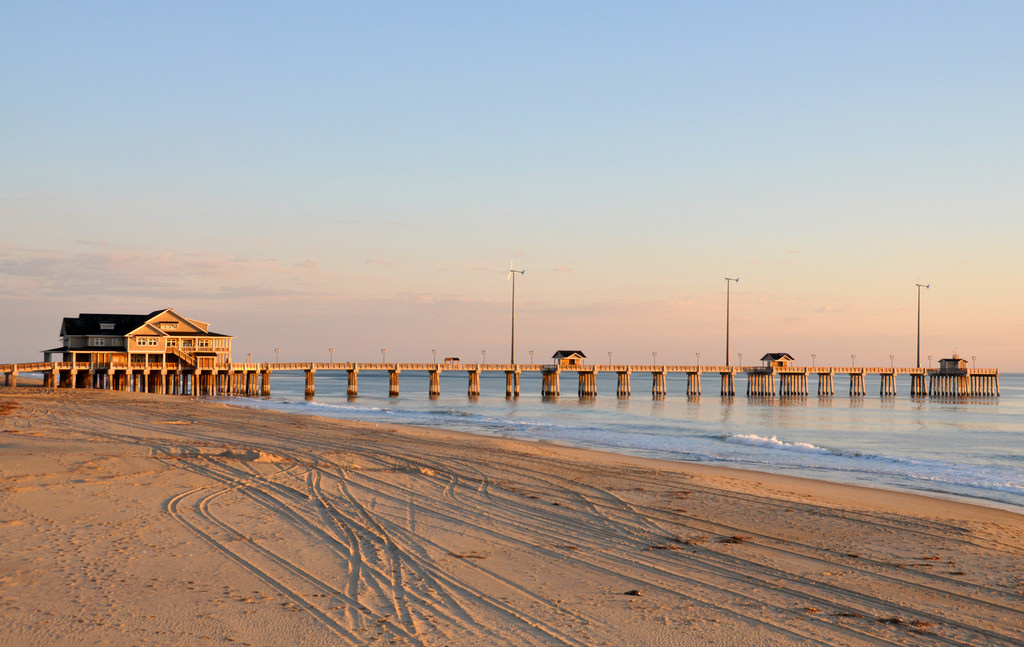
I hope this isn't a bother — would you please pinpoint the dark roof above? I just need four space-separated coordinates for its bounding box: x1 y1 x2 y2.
552 350 587 358
60 313 154 336
760 352 795 361
59 310 231 338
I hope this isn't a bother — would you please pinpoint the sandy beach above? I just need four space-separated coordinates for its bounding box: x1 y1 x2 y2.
1 387 1022 646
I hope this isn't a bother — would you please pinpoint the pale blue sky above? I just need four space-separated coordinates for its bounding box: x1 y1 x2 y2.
3 2 1023 368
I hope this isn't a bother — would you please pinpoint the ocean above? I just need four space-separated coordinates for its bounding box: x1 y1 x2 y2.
222 370 1024 513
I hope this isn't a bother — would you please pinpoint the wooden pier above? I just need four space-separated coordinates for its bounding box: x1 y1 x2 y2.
1 360 1000 399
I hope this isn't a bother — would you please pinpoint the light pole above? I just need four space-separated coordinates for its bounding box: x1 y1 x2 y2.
972 355 976 369
739 353 743 367
851 354 856 367
432 348 438 364
329 347 335 363
529 350 535 365
890 354 894 368
916 283 929 368
608 351 613 365
482 350 487 365
811 353 816 367
275 348 280 363
381 348 387 363
652 352 658 366
696 352 701 367
508 262 525 364
928 355 932 369
725 277 739 366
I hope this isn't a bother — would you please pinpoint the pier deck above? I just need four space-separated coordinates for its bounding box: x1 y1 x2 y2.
1 361 1000 399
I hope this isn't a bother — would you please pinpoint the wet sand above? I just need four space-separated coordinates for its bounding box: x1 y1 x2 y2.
1 386 1022 646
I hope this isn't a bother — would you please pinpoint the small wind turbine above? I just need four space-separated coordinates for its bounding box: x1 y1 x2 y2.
508 260 525 364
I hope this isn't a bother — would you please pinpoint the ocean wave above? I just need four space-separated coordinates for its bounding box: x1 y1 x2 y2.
724 434 835 455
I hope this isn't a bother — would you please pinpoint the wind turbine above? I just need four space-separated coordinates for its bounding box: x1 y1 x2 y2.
508 261 525 364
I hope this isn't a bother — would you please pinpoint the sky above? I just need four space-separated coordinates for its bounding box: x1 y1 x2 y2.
3 2 1023 369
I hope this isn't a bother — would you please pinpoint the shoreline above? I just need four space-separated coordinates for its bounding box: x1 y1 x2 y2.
2 386 1023 645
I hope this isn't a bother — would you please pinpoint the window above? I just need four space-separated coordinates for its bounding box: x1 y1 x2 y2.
91 337 106 347
199 339 210 348
159 322 178 330
99 323 115 331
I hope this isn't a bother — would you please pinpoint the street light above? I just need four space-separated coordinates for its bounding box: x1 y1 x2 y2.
652 352 658 366
482 350 487 364
329 347 335 363
972 355 976 368
275 348 280 362
608 351 613 365
696 352 701 367
381 348 387 363
851 354 856 367
739 353 743 367
811 353 816 367
928 354 933 369
530 350 535 365
890 354 894 368
508 262 525 364
432 348 438 364
725 277 739 366
916 283 930 368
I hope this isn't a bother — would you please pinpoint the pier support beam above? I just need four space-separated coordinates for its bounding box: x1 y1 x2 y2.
848 372 866 397
430 369 442 397
578 371 597 397
817 372 835 396
880 371 897 396
541 369 560 397
304 368 316 397
651 370 667 398
616 371 631 398
746 370 775 396
260 369 272 396
686 371 702 396
468 369 481 397
388 369 401 397
505 370 520 398
720 371 735 396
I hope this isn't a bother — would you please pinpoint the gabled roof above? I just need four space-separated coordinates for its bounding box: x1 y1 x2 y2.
60 313 154 337
552 350 587 358
59 309 231 339
760 352 795 361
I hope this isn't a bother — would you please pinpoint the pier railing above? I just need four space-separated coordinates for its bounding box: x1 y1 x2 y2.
2 360 1000 399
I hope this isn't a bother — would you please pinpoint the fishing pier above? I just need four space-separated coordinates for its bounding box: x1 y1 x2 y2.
1 359 1000 399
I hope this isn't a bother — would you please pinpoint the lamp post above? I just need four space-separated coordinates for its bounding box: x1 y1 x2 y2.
275 348 280 363
928 354 932 369
811 353 816 367
482 350 487 365
608 351 613 366
696 352 701 367
652 352 658 366
851 354 856 367
508 263 525 364
739 353 743 367
530 350 535 365
725 277 739 366
890 354 894 368
972 355 976 369
381 348 387 364
432 348 438 364
916 283 930 368
329 347 335 363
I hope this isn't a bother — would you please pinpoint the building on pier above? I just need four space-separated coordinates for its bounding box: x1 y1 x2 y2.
43 309 233 370
552 350 586 367
760 353 795 369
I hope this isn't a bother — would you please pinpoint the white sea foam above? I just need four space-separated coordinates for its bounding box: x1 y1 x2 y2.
724 434 834 455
